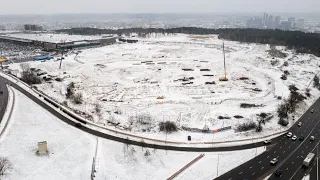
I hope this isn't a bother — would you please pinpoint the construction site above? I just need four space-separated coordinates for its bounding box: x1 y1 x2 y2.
7 33 320 143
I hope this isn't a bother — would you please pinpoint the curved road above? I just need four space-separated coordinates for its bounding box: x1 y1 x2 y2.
0 78 9 123
0 75 279 152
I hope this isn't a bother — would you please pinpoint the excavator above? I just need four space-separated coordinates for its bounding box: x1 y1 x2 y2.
219 42 228 81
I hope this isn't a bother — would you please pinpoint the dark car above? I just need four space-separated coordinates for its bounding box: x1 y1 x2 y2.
299 136 304 141
275 169 283 177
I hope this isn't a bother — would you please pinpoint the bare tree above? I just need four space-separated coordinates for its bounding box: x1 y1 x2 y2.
0 157 12 176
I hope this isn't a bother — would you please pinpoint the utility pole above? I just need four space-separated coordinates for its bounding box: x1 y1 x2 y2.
317 144 319 180
59 39 66 69
217 154 219 176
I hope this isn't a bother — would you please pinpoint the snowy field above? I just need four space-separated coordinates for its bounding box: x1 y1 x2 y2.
3 33 104 43
8 33 320 143
94 137 265 180
0 88 266 179
0 89 96 180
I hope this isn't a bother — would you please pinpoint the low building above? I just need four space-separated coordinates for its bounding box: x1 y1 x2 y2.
37 141 48 154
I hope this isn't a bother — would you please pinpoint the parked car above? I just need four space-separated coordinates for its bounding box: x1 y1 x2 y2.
292 135 297 141
274 169 283 177
310 136 315 141
311 109 314 113
298 122 302 127
287 132 293 138
264 140 272 144
270 158 279 165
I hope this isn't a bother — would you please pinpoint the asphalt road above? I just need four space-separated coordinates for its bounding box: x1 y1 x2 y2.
0 75 285 152
0 77 9 123
310 156 320 180
215 97 320 180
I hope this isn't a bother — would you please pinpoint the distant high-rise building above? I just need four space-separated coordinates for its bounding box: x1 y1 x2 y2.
246 17 263 28
288 17 295 28
296 19 305 29
24 24 43 31
263 13 269 27
268 15 274 29
280 21 291 30
275 16 281 28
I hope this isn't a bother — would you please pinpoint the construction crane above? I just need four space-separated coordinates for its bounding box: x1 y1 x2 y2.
219 42 228 81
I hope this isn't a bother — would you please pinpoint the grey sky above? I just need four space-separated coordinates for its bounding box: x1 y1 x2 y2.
1 0 319 14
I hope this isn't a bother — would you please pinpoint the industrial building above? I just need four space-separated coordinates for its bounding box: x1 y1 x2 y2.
0 33 117 51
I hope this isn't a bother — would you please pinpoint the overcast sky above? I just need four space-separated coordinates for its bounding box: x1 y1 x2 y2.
1 0 319 14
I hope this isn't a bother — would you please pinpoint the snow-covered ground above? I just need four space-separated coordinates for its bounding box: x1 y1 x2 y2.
0 89 96 180
0 87 267 179
8 33 320 143
2 33 104 43
94 137 265 180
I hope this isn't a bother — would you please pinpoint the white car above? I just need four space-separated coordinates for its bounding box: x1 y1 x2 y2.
270 158 279 165
311 109 314 113
298 122 302 127
292 135 297 141
287 132 293 138
310 136 315 141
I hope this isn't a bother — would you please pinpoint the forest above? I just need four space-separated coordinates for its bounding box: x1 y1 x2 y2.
56 27 320 57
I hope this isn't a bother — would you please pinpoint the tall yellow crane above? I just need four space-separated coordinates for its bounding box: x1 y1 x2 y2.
219 42 228 81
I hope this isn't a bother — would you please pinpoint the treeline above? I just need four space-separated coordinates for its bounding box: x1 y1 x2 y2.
56 27 320 57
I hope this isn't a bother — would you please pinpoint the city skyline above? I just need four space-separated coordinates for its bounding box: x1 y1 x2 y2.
1 0 320 14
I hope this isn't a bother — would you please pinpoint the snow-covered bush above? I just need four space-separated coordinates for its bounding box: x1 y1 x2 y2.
72 93 83 104
235 121 257 132
0 157 12 176
159 121 178 133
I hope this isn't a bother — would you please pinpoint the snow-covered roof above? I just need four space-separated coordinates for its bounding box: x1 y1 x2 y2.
1 33 104 43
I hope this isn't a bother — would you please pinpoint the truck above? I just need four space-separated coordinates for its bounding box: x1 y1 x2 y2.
34 56 53 61
302 152 315 168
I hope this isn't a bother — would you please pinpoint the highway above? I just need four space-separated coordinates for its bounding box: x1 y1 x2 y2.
310 156 320 180
215 97 320 180
0 77 9 123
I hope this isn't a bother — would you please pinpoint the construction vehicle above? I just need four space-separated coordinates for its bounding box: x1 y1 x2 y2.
302 152 315 168
219 42 228 81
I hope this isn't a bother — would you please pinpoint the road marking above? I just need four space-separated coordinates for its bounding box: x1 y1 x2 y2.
239 172 242 175
261 167 264 170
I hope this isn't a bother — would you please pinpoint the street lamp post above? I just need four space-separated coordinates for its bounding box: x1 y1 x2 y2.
217 154 219 176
